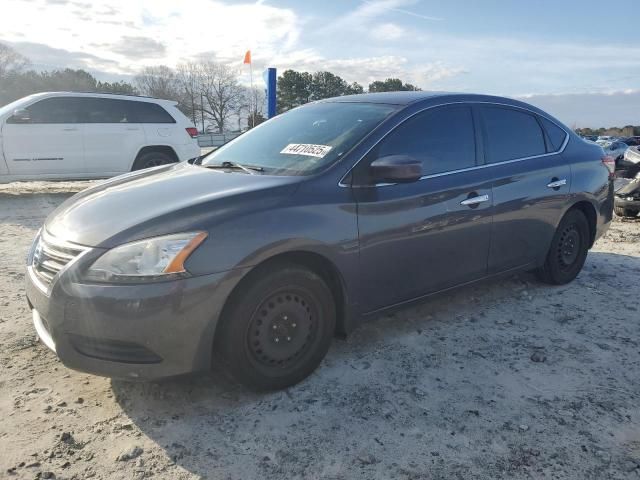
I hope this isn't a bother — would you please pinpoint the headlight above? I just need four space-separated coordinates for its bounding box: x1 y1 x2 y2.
85 232 207 283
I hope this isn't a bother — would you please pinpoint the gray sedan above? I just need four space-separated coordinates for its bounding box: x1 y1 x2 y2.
25 92 614 390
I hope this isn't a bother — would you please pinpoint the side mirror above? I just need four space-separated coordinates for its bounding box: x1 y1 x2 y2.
370 155 422 183
10 108 31 124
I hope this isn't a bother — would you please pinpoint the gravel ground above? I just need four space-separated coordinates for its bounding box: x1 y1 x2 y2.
1 182 639 480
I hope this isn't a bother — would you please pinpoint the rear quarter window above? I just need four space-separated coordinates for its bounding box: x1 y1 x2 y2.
481 106 546 163
539 116 568 152
129 102 176 124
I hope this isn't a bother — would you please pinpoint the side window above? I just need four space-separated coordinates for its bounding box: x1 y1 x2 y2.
539 116 567 152
129 102 176 123
82 98 132 123
481 107 546 163
372 106 476 176
7 98 84 124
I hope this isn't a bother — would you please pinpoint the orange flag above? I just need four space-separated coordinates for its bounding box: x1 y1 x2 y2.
243 50 251 64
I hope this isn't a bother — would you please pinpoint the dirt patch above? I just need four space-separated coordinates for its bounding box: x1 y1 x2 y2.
1 181 639 479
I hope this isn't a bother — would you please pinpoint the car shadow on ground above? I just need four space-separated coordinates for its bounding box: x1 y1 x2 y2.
110 251 640 478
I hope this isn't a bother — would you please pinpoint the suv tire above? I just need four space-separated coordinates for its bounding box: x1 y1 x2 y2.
132 151 175 171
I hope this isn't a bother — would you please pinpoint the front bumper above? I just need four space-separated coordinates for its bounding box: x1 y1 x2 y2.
614 196 640 209
26 262 247 380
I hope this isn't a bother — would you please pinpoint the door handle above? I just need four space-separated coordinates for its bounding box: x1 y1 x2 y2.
126 127 140 131
460 194 490 206
62 127 78 131
547 178 567 189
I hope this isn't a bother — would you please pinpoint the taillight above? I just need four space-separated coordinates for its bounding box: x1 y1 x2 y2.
601 155 615 178
186 127 198 138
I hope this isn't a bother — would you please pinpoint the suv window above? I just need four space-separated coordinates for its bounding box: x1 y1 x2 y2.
539 116 567 152
129 101 176 123
77 98 176 124
7 97 85 124
481 107 546 163
82 98 133 123
371 106 476 176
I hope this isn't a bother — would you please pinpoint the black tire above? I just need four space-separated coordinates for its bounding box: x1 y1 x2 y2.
215 264 336 390
536 209 590 285
614 206 638 218
132 151 175 171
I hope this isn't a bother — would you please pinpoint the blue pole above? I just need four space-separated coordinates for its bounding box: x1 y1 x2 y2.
267 68 277 118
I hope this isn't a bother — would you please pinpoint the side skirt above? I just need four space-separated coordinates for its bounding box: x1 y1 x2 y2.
361 261 538 319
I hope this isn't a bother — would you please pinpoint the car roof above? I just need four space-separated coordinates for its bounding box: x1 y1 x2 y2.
316 91 566 126
318 91 452 105
317 91 546 110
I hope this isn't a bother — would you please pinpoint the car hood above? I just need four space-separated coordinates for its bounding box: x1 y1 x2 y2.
45 162 299 247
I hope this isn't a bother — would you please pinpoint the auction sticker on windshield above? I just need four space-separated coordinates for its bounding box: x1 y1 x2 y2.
281 144 333 158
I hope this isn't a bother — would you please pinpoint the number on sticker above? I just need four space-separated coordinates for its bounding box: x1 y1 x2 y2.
281 144 332 158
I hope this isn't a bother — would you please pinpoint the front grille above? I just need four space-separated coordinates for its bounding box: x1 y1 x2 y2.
31 232 87 290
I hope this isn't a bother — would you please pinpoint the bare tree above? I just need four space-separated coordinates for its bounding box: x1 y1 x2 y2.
0 43 29 78
198 61 244 133
134 65 180 100
245 86 266 128
176 62 202 128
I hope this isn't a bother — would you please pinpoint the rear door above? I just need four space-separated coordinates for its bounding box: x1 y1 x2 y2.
479 105 571 273
81 98 147 174
2 97 85 176
354 105 493 312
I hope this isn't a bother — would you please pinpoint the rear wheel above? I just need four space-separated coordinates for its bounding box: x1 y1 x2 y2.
614 206 638 218
536 209 590 285
215 265 335 390
132 151 175 171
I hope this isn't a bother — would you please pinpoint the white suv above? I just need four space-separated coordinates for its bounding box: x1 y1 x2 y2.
0 92 201 182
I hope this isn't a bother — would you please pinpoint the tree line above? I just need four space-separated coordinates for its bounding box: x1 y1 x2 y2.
1 42 421 132
576 126 640 137
276 70 419 112
0 44 136 102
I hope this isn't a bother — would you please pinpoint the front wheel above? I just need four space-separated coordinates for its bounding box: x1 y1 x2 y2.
215 265 336 390
536 209 590 285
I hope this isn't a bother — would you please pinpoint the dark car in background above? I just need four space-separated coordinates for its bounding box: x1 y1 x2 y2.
25 92 614 390
615 177 640 218
617 145 640 179
622 136 640 147
599 140 629 166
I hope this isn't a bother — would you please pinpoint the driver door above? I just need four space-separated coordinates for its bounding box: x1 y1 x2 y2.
352 105 493 312
2 97 85 176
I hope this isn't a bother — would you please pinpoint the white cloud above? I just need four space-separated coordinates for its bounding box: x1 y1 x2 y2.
371 23 406 41
355 0 442 22
0 0 302 72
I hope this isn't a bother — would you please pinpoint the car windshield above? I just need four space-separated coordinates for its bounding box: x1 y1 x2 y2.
200 102 398 175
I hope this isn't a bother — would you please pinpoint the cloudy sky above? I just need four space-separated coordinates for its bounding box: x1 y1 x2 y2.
1 0 639 127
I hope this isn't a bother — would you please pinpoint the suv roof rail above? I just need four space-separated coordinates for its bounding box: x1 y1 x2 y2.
50 91 162 100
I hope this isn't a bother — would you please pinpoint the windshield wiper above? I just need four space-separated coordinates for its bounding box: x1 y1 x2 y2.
203 161 264 175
